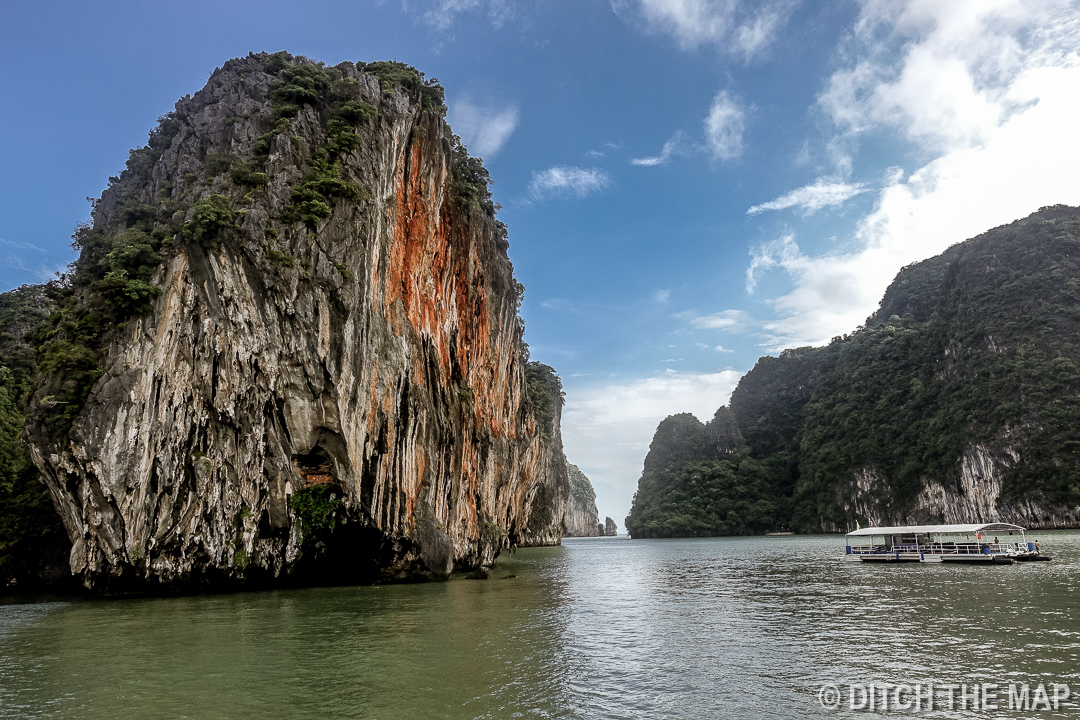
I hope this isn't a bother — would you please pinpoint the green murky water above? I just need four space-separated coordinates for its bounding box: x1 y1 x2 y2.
2 532 1078 719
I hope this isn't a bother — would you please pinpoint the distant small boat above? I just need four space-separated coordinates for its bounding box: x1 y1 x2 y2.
765 531 795 536
844 523 1049 564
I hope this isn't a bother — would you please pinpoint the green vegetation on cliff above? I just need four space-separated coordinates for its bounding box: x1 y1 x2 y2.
525 362 563 438
626 206 1080 537
567 462 597 508
0 287 69 587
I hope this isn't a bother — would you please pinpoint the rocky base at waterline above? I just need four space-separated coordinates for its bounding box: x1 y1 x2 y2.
7 52 569 594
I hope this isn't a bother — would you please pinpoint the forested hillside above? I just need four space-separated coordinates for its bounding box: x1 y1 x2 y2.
626 205 1080 537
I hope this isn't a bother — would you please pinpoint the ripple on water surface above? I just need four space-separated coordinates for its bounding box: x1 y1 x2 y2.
1 532 1078 719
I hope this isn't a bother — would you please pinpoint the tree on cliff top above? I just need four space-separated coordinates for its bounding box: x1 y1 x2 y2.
525 362 563 438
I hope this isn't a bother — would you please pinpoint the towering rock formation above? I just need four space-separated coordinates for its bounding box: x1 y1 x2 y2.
23 52 567 592
563 461 600 537
603 517 617 536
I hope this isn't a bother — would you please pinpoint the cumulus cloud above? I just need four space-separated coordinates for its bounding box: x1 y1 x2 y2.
612 0 796 59
747 179 867 215
753 0 1080 350
447 98 519 159
704 91 745 161
631 131 690 166
528 166 611 200
561 370 743 522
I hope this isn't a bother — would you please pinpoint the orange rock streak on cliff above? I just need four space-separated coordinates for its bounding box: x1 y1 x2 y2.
379 129 524 525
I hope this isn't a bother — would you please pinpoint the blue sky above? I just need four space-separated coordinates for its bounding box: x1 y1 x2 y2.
3 1 1080 525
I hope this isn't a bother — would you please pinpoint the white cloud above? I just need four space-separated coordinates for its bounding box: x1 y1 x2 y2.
704 91 745 161
690 309 751 331
528 166 611 200
819 0 1078 153
631 131 690 166
611 0 795 59
561 370 743 523
447 98 519 159
747 179 867 215
715 345 734 353
753 0 1080 351
654 288 671 303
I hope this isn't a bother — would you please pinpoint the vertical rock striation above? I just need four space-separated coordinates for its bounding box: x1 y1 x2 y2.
23 53 567 592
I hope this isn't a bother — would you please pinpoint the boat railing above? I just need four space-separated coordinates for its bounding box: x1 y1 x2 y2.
847 541 1030 556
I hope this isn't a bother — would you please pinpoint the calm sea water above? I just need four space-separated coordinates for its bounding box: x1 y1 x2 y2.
1 532 1078 719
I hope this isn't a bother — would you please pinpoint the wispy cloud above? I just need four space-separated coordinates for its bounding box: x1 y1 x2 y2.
528 166 611 200
704 91 745 161
423 0 512 30
689 309 751 331
631 131 690 166
611 0 796 60
447 98 519 158
749 0 1080 351
0 238 69 287
653 289 671 303
747 179 867 215
561 370 744 522
0 238 47 253
746 233 802 293
715 345 734 353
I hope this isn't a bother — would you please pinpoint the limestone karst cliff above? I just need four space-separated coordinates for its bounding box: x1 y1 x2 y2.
21 52 567 592
627 206 1080 537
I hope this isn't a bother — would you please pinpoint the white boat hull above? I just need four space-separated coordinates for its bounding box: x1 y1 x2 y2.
844 552 1014 564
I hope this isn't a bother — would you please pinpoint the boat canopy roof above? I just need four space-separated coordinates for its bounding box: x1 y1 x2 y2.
846 523 1025 537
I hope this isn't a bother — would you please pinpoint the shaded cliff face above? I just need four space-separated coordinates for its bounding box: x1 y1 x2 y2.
563 461 599 537
24 53 566 592
0 286 72 591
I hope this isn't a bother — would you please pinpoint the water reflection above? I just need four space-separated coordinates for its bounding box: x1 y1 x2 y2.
1 532 1078 719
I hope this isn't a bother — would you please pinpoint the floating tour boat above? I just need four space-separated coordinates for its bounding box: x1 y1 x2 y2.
844 523 1050 564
